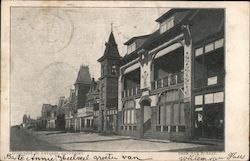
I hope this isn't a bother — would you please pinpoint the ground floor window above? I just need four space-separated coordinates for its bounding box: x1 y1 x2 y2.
156 89 185 132
123 109 136 125
122 100 136 131
194 91 224 139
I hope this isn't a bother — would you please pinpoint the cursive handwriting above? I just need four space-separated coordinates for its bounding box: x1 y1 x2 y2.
179 152 246 161
179 154 217 161
219 152 245 160
4 153 151 161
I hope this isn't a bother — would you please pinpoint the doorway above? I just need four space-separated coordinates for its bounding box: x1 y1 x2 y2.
143 106 151 134
194 103 224 139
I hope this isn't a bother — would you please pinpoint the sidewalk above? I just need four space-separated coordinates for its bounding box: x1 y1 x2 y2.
33 130 223 152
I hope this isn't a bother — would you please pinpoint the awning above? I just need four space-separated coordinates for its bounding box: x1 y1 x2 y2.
154 42 182 59
123 63 140 74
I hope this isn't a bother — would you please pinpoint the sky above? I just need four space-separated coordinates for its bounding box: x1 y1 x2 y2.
11 7 169 125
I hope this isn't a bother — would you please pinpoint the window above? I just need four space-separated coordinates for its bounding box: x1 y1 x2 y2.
131 110 135 124
205 38 224 53
127 110 131 124
214 38 224 49
165 104 171 125
195 47 203 57
205 43 214 53
127 42 136 54
205 92 224 104
207 76 218 85
111 61 117 75
214 92 224 103
157 90 185 132
205 93 214 104
123 111 127 124
160 17 174 34
195 95 203 105
123 100 136 125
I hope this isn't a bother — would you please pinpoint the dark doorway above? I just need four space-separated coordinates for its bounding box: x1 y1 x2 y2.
194 103 224 139
56 114 65 130
203 104 224 139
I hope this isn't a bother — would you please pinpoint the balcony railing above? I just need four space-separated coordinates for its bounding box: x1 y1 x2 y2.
122 85 141 98
151 71 184 90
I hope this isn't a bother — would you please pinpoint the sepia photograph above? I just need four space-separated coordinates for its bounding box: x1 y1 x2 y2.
1 1 249 161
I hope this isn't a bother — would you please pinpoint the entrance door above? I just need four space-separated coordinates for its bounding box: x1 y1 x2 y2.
203 104 224 139
143 106 151 133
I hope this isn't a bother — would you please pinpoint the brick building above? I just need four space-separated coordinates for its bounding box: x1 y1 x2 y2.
97 32 121 133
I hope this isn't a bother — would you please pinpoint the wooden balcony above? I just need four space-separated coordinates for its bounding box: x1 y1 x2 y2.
122 85 141 98
151 71 184 90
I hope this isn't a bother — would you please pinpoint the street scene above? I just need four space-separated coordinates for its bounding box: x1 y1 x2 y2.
11 126 223 152
10 8 225 152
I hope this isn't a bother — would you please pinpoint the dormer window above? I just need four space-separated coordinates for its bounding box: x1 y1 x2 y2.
160 16 174 34
127 42 136 54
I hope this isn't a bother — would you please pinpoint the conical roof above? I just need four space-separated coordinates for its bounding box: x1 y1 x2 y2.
75 65 91 84
98 32 121 62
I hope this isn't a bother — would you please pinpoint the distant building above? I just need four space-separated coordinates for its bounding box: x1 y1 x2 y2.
41 104 57 129
65 65 92 131
74 65 92 110
97 32 121 134
74 78 100 132
64 89 76 131
22 114 37 129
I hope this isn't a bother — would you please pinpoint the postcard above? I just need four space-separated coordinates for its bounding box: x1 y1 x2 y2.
1 1 249 161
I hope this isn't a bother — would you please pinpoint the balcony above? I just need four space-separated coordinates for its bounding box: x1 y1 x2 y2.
151 71 184 90
122 85 141 98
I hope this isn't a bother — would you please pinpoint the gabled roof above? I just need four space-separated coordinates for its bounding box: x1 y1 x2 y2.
155 9 189 23
98 32 121 62
124 34 151 45
75 65 91 84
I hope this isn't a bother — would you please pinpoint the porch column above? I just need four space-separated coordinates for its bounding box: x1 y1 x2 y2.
182 24 192 139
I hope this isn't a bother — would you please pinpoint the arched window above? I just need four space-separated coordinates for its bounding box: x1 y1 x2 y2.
156 89 185 132
123 100 136 125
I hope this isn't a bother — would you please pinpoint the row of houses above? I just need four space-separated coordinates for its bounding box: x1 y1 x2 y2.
25 8 225 142
34 65 100 132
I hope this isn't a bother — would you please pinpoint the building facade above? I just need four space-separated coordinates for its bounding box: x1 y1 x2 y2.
117 9 225 141
97 32 121 134
36 9 225 143
86 78 100 131
41 104 57 129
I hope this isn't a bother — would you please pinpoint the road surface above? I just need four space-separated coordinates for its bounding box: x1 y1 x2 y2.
10 127 223 151
10 126 63 151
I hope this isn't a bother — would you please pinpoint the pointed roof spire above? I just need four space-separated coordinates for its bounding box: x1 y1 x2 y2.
98 31 121 62
75 65 91 84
